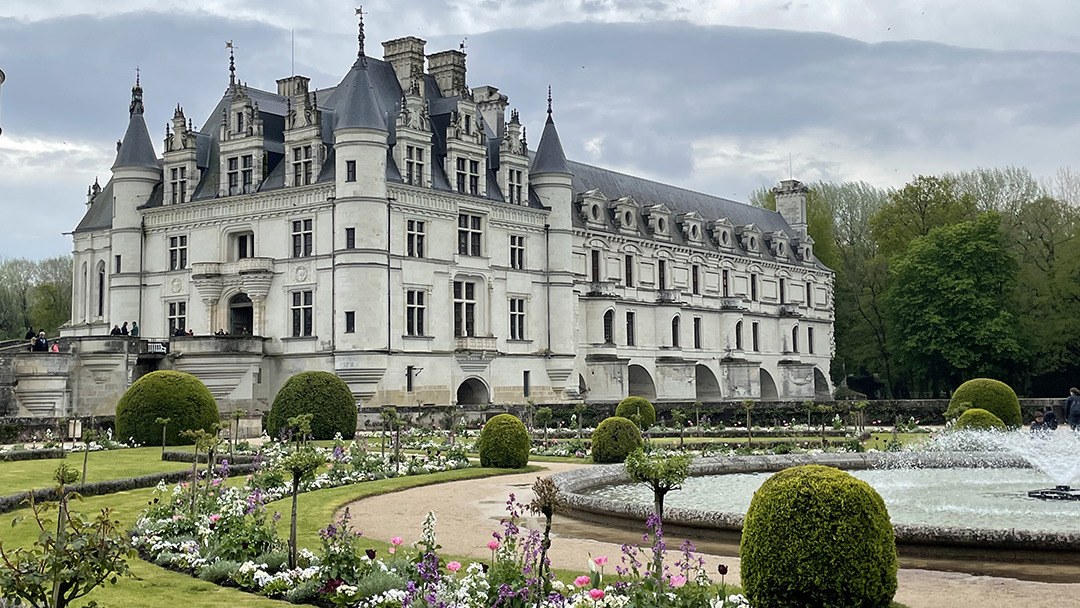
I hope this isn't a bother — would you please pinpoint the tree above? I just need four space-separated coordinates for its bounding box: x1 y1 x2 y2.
80 428 97 484
742 400 754 445
670 409 688 449
624 448 691 521
535 407 553 443
887 213 1021 391
155 417 170 455
573 403 587 440
0 256 73 340
281 447 325 569
871 175 977 258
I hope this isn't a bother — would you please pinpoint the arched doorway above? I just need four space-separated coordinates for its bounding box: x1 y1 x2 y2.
456 377 490 405
628 364 656 401
695 364 722 401
814 367 831 400
759 368 779 401
229 293 253 335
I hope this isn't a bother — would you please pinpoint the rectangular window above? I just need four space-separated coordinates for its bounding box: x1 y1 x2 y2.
469 160 480 195
346 160 356 182
806 283 813 307
291 290 314 337
808 327 815 354
169 235 188 270
227 157 239 195
406 290 426 336
722 269 729 297
237 233 253 259
292 219 313 257
406 366 414 392
170 166 187 204
236 111 244 133
407 220 425 258
736 322 743 350
509 298 526 340
694 317 702 349
624 255 633 287
457 214 482 256
464 114 472 134
692 265 700 295
114 255 122 274
508 169 523 204
406 145 425 186
456 157 467 193
345 227 355 250
780 278 786 304
345 311 355 333
523 371 530 398
453 281 476 337
591 250 601 282
750 273 758 301
168 301 186 334
626 311 636 346
241 154 253 193
752 322 760 352
509 235 525 270
658 260 666 289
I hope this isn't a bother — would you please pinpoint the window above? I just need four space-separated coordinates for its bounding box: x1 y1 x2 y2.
406 366 414 392
752 322 760 352
671 316 680 348
114 255 122 274
591 250 601 282
457 214 482 256
169 235 188 270
291 290 313 337
407 290 426 336
624 255 634 287
407 220 425 257
292 146 313 186
509 298 526 340
658 260 666 289
292 219 313 257
406 145 424 186
509 235 525 270
227 157 239 195
168 301 186 334
722 269 729 297
345 311 355 333
792 326 799 353
523 371 530 398
241 154 253 193
236 111 244 133
170 166 187 204
236 233 253 259
806 283 813 307
345 228 355 250
750 273 758 301
603 310 614 344
508 169 524 204
692 265 700 295
626 311 636 346
456 158 467 193
97 266 105 317
464 114 472 135
469 160 480 195
735 320 743 350
780 278 786 304
346 160 356 182
808 327 815 354
453 281 476 337
694 317 702 349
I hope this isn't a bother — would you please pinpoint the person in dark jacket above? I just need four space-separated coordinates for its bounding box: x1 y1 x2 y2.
24 327 34 340
110 325 122 335
1044 409 1059 431
1031 412 1049 436
31 331 48 352
120 322 129 335
1066 388 1080 431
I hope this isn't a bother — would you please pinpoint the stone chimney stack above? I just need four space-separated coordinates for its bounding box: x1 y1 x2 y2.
427 49 467 97
473 85 508 141
383 37 427 96
773 179 809 238
276 75 310 99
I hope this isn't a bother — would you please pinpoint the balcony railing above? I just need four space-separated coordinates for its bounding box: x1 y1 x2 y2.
191 257 274 278
657 289 681 304
586 282 617 297
779 304 802 317
455 335 498 351
719 297 746 310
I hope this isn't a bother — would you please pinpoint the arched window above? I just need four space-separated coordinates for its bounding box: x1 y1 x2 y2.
671 315 680 348
80 262 88 321
96 261 106 318
735 321 743 350
792 326 799 353
603 309 614 344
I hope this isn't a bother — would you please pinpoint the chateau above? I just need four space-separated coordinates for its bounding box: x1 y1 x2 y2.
20 22 833 418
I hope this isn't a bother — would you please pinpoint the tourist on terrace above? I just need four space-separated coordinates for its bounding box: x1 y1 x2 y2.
130 321 139 337
1043 409 1058 431
1066 388 1080 431
31 331 48 352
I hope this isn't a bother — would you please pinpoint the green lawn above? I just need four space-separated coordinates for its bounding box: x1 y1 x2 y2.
0 447 192 493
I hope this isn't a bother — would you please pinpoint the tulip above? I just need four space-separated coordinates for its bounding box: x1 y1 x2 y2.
717 564 728 576
365 549 376 560
574 575 590 588
488 540 500 551
589 588 605 601
448 561 461 572
669 575 687 588
391 537 403 546
593 556 608 566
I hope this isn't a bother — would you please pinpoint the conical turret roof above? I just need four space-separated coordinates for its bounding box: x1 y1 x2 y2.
112 80 160 170
530 91 570 176
333 59 387 132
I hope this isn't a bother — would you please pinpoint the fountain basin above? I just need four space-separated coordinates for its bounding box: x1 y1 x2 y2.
1028 485 1080 501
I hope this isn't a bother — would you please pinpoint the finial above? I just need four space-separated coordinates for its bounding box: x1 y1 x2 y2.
312 90 317 107
189 118 193 131
521 126 527 148
460 37 468 53
355 6 367 65
135 66 140 87
546 85 552 117
226 41 236 87
129 70 145 117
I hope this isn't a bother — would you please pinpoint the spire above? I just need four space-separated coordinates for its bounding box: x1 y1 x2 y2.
531 88 571 176
226 41 236 88
113 75 160 170
129 69 145 117
355 6 367 66
546 85 552 120
333 6 385 132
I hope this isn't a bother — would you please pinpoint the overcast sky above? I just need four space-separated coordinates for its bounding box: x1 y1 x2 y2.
2 1 1080 259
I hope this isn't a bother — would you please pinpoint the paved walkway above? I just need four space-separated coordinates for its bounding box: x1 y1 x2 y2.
341 463 1080 608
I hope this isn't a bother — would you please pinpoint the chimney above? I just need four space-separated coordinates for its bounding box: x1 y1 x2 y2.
383 37 427 96
276 75 310 99
473 85 508 141
772 179 809 238
427 49 466 97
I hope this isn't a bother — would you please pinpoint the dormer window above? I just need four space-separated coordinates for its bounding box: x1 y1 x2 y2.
721 231 730 246
236 112 244 134
170 167 187 204
507 169 523 204
777 242 785 256
292 146 313 186
227 157 239 195
455 158 480 195
624 211 633 225
590 205 601 221
241 155 254 193
406 146 425 186
464 114 472 135
657 217 667 233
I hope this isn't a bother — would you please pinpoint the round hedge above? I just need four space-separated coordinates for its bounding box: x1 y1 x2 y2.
590 416 643 463
115 371 219 446
741 465 898 608
477 414 531 469
615 396 656 428
267 371 357 440
955 408 1006 431
948 378 1021 428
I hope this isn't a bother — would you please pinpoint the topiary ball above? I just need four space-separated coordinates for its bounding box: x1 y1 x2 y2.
267 371 357 440
590 416 643 463
949 378 1021 428
741 465 898 608
115 371 219 446
615 396 656 428
477 414 530 468
954 408 1006 431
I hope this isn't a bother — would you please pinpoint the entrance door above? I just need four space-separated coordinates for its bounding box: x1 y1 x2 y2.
229 293 253 335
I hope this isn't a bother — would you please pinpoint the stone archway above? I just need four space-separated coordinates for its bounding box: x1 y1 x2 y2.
628 364 657 401
456 377 490 405
695 364 722 402
229 293 253 335
814 367 831 400
760 368 779 401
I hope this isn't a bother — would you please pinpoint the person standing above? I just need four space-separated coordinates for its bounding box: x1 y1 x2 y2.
130 321 139 337
110 325 122 335
120 321 129 335
24 327 34 340
1066 388 1080 431
31 331 48 352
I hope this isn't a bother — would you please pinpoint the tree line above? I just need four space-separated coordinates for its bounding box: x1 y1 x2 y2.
0 256 73 341
752 167 1080 399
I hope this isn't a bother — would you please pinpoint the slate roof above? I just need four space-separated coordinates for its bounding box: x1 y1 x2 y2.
330 58 389 131
112 102 161 170
75 181 114 233
530 115 570 175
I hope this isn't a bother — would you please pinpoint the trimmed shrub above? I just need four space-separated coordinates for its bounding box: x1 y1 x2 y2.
615 396 656 428
944 400 972 422
115 371 219 446
948 378 1021 428
477 414 530 468
267 371 358 440
954 408 1006 431
590 416 643 463
741 465 897 608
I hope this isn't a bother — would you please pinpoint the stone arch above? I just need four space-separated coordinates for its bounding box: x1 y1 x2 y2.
628 364 657 401
695 364 722 402
759 368 779 401
814 367 831 400
602 309 615 344
456 377 490 406
229 293 253 335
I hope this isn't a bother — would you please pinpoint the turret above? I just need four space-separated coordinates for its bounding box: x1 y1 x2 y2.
530 87 573 228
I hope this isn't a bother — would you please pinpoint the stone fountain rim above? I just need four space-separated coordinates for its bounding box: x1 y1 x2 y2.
549 451 1080 552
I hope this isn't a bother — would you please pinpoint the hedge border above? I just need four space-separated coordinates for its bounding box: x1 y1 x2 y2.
0 448 67 463
161 451 258 465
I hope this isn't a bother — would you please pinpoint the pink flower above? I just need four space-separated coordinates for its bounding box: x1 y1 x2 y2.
447 561 461 572
488 540 500 551
669 575 687 588
574 575 591 588
391 537 403 546
589 588 605 601
172 514 183 521
593 556 608 566
209 514 221 523
388 547 396 554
